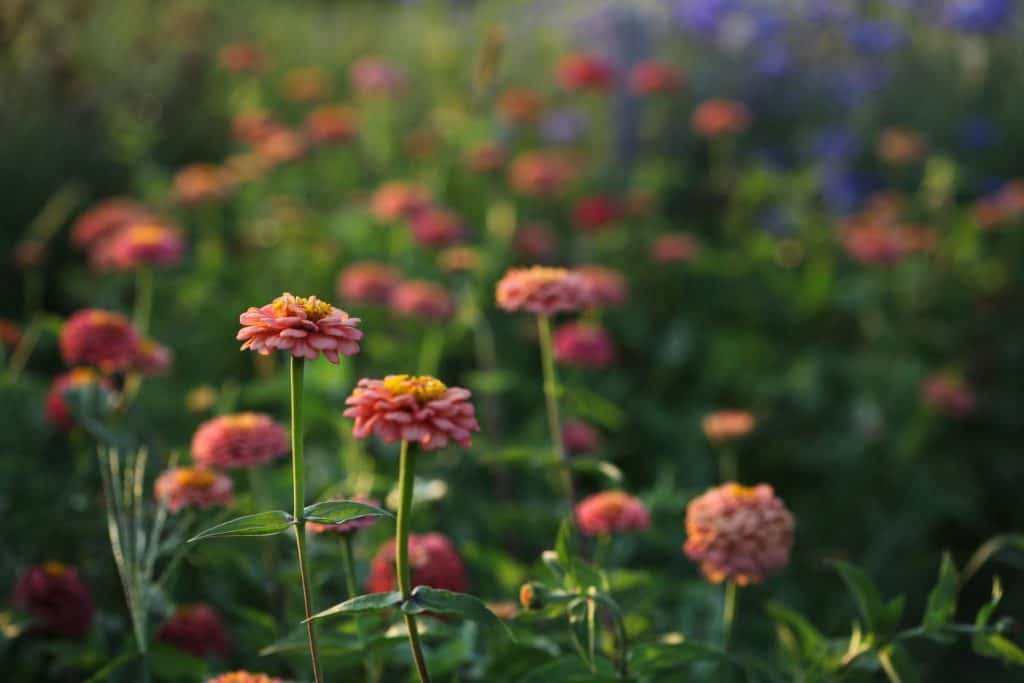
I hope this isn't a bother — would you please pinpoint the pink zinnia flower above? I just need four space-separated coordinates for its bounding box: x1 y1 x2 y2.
95 221 185 270
574 265 628 308
367 532 468 594
515 225 558 262
389 280 454 322
684 483 794 585
651 232 701 264
232 110 280 146
217 43 266 74
207 673 285 683
13 562 94 639
498 88 543 123
60 309 140 372
920 373 976 418
237 293 363 363
702 411 756 442
305 105 359 145
45 368 114 431
173 164 233 206
191 412 289 469
307 495 383 535
464 141 505 172
282 67 329 103
438 246 480 274
555 52 616 91
553 321 616 368
563 419 600 455
337 262 403 305
156 603 230 658
344 375 480 450
575 491 651 536
350 56 407 96
573 195 623 234
495 266 587 316
70 198 152 249
370 181 433 222
154 467 234 513
628 60 681 95
411 208 467 248
132 338 173 376
508 151 578 197
255 128 308 167
691 99 752 138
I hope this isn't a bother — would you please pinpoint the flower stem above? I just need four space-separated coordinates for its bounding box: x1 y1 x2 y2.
290 357 323 683
718 445 738 483
723 579 737 650
343 534 378 683
133 267 153 335
397 440 431 683
537 314 575 508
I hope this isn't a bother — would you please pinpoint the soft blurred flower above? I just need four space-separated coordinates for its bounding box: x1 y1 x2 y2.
702 410 756 442
367 532 468 593
555 52 616 91
496 266 587 316
14 240 47 268
70 198 152 249
132 338 173 376
509 151 578 196
255 128 308 166
684 483 794 585
337 261 403 306
232 110 280 146
155 467 234 513
174 164 234 206
847 20 905 55
572 195 623 234
691 99 752 137
515 225 558 262
541 109 587 144
217 42 266 74
574 265 628 308
344 375 479 450
237 293 363 363
282 67 329 103
943 0 1012 33
498 88 543 123
576 490 651 536
840 221 935 265
411 208 467 248
877 128 928 165
389 280 454 322
405 126 437 161
95 221 185 270
191 412 289 469
921 373 976 418
307 495 383 535
206 673 284 683
0 318 22 349
45 368 114 431
628 60 682 95
438 246 481 274
973 179 1024 230
350 56 407 96
553 321 616 368
463 141 505 173
651 232 701 264
156 603 230 658
12 562 94 638
186 386 219 413
563 419 600 455
370 181 433 222
60 309 140 372
305 105 358 145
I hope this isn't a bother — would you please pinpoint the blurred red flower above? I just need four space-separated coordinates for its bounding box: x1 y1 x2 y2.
576 490 651 536
156 603 230 658
556 52 616 91
13 562 94 638
367 532 468 594
553 321 616 368
191 413 289 469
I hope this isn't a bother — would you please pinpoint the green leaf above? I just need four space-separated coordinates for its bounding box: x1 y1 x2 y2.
630 641 736 675
308 591 403 622
923 553 959 632
148 643 209 679
971 577 1024 665
555 519 573 583
764 602 832 668
403 587 515 640
520 655 619 682
188 510 294 543
962 534 1024 586
828 560 902 638
568 458 623 483
303 499 393 525
878 644 920 683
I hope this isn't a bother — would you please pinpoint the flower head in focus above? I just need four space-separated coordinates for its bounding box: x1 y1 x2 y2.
13 562 94 638
367 532 468 593
337 262 403 306
496 266 587 316
155 466 234 513
191 412 289 469
576 490 651 536
553 321 616 368
389 280 454 322
684 483 794 585
702 410 756 442
691 99 752 138
307 495 383 535
344 375 480 450
60 309 140 372
237 293 363 363
156 603 230 658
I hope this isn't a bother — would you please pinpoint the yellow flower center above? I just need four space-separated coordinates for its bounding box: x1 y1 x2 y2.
42 561 66 576
126 223 168 246
725 484 759 500
272 294 334 321
225 413 262 429
175 468 217 489
68 367 99 385
383 374 448 402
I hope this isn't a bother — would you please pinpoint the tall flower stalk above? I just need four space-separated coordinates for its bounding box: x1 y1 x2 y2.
537 314 574 506
396 440 431 683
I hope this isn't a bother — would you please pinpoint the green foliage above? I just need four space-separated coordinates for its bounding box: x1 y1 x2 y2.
188 511 295 542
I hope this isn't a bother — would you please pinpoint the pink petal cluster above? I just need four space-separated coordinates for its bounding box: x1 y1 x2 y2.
344 375 480 451
307 495 383 535
191 413 289 469
702 410 756 442
350 56 407 96
156 603 230 658
411 208 467 248
575 490 651 537
651 232 701 264
45 368 114 431
389 280 454 322
173 163 234 206
553 321 616 368
154 466 234 513
93 222 185 270
684 483 794 586
60 309 140 372
367 532 468 594
237 293 363 363
370 181 433 222
337 261 403 305
132 338 174 376
920 373 976 418
495 266 587 316
207 673 285 683
574 265 629 308
70 198 152 249
563 419 600 455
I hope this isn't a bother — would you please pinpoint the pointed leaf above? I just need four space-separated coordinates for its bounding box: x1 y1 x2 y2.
630 642 738 675
923 553 959 632
555 519 574 584
303 499 393 525
308 592 403 622
188 511 294 543
403 586 515 640
828 560 889 637
764 602 832 667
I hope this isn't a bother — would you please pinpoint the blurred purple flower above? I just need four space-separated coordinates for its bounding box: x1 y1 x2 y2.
943 0 1012 33
674 0 739 35
753 43 791 78
542 109 587 144
959 118 999 150
823 167 882 215
811 127 857 164
847 20 905 55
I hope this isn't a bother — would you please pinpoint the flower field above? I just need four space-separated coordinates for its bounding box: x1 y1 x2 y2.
3 1 1024 681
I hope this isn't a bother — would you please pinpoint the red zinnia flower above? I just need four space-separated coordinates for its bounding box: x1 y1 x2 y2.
307 495 383 535
13 562 94 638
553 321 616 368
563 419 600 455
574 265 628 308
370 181 433 222
556 52 616 91
573 195 623 234
411 208 466 248
496 266 587 316
389 280 454 322
238 293 363 363
337 262 403 306
191 412 289 469
575 491 651 536
156 603 230 658
45 368 114 431
691 99 752 138
305 105 359 145
367 532 468 594
60 309 140 372
155 467 234 513
628 60 681 95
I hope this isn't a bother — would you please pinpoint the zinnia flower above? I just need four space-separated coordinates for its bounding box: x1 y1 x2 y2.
155 467 234 513
691 99 752 138
217 42 266 74
389 280 454 322
282 67 328 103
563 419 600 455
192 413 289 469
237 293 363 363
344 375 479 450
508 151 577 196
173 164 234 206
307 495 383 535
921 373 976 418
438 246 480 274
60 309 140 372
498 88 543 123
12 562 94 638
70 198 152 249
45 368 114 431
684 483 794 585
628 60 681 95
367 532 468 594
552 321 616 368
305 105 358 145
0 318 22 349
702 411 756 442
337 262 403 305
973 180 1024 230
573 195 623 234
495 266 587 316
96 221 185 270
350 56 406 96
370 181 433 222
515 225 558 262
156 603 230 658
207 673 285 683
232 110 280 146
411 208 466 248
574 265 628 308
464 141 505 172
651 232 701 264
132 338 173 376
555 52 616 91
256 128 308 166
877 128 928 165
575 491 651 536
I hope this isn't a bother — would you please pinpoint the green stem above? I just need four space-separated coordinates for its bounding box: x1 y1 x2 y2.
343 534 378 683
133 267 153 335
537 314 575 508
396 440 432 683
723 579 737 650
718 446 738 483
586 594 598 673
291 357 323 683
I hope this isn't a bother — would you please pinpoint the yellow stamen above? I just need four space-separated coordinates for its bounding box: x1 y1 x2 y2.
725 484 759 500
272 294 334 321
383 374 448 402
42 561 66 576
126 223 169 246
175 468 217 489
225 413 262 428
